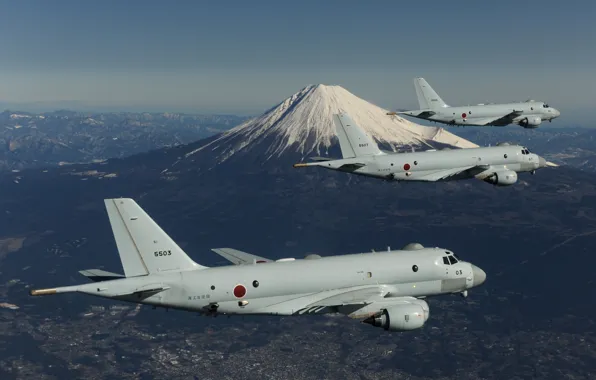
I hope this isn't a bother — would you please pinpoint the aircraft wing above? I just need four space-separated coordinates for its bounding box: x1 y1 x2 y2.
472 110 524 126
411 165 490 181
304 286 390 307
211 248 272 265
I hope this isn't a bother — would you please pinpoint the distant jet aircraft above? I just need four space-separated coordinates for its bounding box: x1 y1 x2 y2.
294 113 554 186
391 77 560 128
30 198 486 333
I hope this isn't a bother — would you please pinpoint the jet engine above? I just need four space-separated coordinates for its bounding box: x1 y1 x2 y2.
484 170 518 186
519 116 542 128
364 300 429 332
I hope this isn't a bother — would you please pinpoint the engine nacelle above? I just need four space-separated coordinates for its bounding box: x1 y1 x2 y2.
519 116 541 128
365 300 429 332
484 170 518 186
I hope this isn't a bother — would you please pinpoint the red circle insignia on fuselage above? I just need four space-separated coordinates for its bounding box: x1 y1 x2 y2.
403 163 411 171
461 113 467 118
233 284 247 298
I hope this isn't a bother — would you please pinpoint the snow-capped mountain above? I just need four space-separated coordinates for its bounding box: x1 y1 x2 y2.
185 84 477 164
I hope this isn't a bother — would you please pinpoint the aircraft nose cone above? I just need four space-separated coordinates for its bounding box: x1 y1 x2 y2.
471 265 486 287
554 109 561 117
538 156 547 168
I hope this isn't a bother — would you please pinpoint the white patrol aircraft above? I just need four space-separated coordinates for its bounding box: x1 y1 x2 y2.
30 198 486 333
392 77 560 128
294 113 554 186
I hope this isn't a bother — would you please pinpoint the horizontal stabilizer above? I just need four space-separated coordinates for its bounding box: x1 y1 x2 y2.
211 248 272 265
112 285 170 298
79 269 125 282
414 110 436 118
310 157 334 162
338 163 366 172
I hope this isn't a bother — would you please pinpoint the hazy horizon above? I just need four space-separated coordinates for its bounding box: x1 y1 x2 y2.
0 0 594 126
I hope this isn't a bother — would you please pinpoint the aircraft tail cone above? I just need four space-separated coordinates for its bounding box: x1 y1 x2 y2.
30 285 79 296
30 288 57 296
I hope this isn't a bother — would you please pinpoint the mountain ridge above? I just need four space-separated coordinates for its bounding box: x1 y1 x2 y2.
184 84 478 165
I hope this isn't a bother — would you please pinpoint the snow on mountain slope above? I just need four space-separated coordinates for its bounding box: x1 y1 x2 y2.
186 84 477 163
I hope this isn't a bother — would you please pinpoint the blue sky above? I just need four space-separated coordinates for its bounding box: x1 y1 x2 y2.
0 0 593 124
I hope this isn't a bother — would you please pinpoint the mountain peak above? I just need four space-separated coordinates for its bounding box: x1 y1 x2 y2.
185 84 477 163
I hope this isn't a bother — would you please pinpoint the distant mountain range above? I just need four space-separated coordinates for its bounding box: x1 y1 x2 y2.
0 110 248 171
0 86 595 378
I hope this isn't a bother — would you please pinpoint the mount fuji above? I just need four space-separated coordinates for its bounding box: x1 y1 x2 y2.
182 84 477 166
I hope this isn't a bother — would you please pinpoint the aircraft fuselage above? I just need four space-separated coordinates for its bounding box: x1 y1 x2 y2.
313 145 545 184
403 101 560 128
54 248 483 319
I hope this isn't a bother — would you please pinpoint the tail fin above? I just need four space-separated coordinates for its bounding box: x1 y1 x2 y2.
333 113 383 158
414 77 448 109
104 198 206 276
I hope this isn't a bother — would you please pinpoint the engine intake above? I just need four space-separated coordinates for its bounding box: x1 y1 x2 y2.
364 300 429 332
519 116 541 128
484 170 518 186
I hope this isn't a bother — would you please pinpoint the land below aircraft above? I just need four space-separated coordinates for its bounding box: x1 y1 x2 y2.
30 198 486 333
294 113 554 186
391 77 560 128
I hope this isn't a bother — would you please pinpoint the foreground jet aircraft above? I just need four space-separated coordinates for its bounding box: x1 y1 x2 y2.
392 77 560 128
30 198 486 333
294 113 552 186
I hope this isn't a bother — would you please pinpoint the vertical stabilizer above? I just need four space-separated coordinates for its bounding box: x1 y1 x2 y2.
414 78 448 109
104 198 207 276
333 113 383 158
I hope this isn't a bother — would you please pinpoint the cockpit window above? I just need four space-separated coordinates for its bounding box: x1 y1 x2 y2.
442 255 459 265
543 104 549 108
521 147 530 155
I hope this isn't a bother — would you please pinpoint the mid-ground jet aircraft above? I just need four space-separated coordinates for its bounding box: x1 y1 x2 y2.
30 198 486 333
391 77 560 128
293 113 553 186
